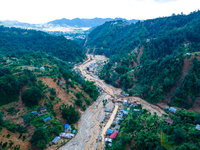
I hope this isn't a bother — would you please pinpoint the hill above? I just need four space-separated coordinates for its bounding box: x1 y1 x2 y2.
0 25 86 62
88 10 200 109
0 52 99 149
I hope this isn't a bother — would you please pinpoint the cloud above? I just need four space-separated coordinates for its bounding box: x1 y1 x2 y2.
154 0 178 3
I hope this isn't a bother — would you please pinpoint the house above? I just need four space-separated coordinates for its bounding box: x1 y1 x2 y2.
64 124 70 132
59 80 65 85
114 125 121 131
115 117 124 121
196 124 200 130
146 39 150 42
122 93 129 97
123 99 128 106
43 117 51 122
40 66 45 71
117 113 123 118
40 107 47 114
169 107 177 114
105 138 113 143
59 133 74 139
89 68 94 72
94 71 98 75
131 70 135 72
109 131 118 139
165 117 173 125
105 113 110 116
31 111 37 115
105 108 112 112
107 129 114 135
123 110 129 117
52 136 60 144
112 66 116 69
94 64 98 68
113 120 119 125
105 115 110 119
133 109 142 113
68 78 71 82
131 103 138 108
127 108 130 111
115 62 117 66
119 94 124 97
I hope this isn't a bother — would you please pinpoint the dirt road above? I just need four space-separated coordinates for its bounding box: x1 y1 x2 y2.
59 54 166 150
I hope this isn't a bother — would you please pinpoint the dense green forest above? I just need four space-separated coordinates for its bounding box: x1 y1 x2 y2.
0 25 86 62
107 106 200 150
86 10 200 58
92 10 200 109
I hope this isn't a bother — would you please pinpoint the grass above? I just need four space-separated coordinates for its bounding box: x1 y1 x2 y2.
161 132 175 150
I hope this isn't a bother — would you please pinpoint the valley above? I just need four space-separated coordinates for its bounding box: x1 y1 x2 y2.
59 54 167 150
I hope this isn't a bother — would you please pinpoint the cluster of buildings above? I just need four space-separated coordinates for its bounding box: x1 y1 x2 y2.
52 124 76 144
31 106 48 117
88 61 104 75
103 100 140 147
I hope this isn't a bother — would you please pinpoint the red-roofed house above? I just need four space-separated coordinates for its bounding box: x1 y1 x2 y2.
109 131 118 139
165 117 173 125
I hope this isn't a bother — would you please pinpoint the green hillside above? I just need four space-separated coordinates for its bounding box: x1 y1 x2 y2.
86 11 200 58
0 52 99 149
0 26 86 62
89 11 200 109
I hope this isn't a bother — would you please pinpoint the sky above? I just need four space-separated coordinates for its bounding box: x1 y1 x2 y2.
0 0 199 24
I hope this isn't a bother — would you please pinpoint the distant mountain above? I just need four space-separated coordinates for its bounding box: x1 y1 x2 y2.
47 18 139 27
0 18 139 39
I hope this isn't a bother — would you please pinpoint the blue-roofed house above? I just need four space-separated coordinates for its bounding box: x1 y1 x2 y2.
65 124 70 132
169 107 177 114
31 111 37 115
43 117 51 122
40 66 45 71
52 136 60 144
107 129 114 135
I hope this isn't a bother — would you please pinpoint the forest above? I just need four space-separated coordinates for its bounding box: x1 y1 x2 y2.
0 25 86 62
86 10 200 58
94 10 200 109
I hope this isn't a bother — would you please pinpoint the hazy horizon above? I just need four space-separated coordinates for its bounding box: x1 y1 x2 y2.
0 0 199 24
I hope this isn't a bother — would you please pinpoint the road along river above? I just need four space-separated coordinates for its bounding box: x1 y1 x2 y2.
59 55 166 150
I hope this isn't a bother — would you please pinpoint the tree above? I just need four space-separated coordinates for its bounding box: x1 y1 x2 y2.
75 99 83 107
0 113 4 125
31 127 49 149
176 143 198 150
62 107 80 124
102 99 107 107
23 114 31 126
22 86 42 107
137 131 160 150
172 128 186 144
